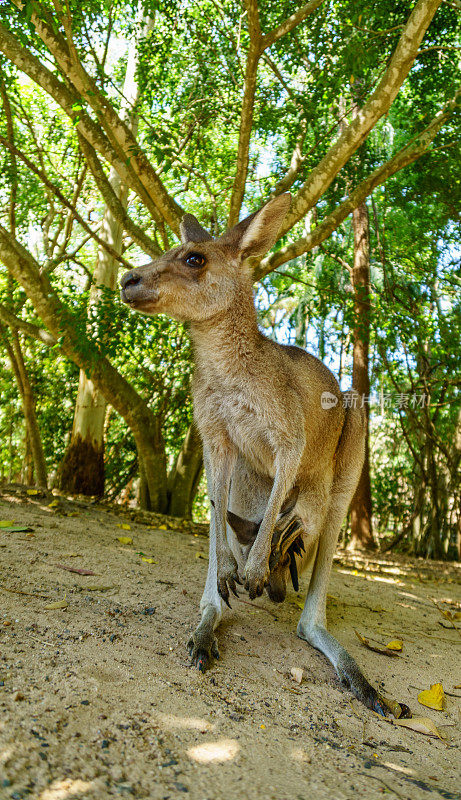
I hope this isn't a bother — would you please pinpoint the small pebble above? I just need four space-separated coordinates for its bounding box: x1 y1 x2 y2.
101 740 110 749
81 700 89 706
143 607 156 616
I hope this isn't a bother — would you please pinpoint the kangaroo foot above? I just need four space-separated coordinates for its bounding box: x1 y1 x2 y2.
336 658 389 716
188 628 220 673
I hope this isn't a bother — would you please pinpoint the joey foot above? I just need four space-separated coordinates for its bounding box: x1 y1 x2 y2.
188 629 220 673
217 550 241 608
244 552 270 600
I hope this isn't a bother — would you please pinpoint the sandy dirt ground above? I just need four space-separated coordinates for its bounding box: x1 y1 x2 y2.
0 484 460 800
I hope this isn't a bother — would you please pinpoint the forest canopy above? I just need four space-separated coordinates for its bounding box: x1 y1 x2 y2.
0 0 460 559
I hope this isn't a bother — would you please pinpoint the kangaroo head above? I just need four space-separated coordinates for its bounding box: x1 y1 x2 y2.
120 194 290 322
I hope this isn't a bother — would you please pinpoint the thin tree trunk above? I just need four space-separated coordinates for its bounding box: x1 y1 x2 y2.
134 417 168 512
1 326 48 487
167 423 203 518
59 11 153 496
348 202 375 550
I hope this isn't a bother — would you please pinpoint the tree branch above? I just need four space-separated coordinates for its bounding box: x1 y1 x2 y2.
0 134 134 270
0 21 175 230
0 303 56 347
280 0 444 236
20 1 182 233
227 0 262 226
262 0 325 49
257 102 453 278
77 133 161 258
0 77 18 237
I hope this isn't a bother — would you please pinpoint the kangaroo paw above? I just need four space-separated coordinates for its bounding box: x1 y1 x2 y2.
217 551 241 608
244 554 270 600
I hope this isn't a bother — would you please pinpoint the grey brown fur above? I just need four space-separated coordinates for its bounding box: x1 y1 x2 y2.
120 194 386 713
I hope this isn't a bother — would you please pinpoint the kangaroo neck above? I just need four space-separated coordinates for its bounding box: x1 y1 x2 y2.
190 284 262 377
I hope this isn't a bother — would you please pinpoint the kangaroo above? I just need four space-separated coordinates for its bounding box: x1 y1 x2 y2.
120 194 387 714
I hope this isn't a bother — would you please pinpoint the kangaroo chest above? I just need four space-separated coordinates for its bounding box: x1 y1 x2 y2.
195 378 294 477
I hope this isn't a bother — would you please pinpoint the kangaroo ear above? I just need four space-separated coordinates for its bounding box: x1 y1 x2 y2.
220 194 291 260
180 214 213 244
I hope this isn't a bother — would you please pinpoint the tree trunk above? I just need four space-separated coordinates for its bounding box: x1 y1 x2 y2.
167 423 203 518
1 326 48 487
348 202 376 551
59 12 153 496
134 416 168 512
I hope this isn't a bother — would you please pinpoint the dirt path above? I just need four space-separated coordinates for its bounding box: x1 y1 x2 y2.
0 486 460 800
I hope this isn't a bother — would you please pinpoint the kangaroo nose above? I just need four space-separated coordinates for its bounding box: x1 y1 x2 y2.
121 270 142 289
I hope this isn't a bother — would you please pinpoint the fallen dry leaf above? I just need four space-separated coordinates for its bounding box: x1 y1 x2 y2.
386 639 403 651
48 500 59 508
27 489 38 496
44 598 68 610
158 524 168 530
418 682 445 711
290 667 304 684
85 585 115 592
0 520 15 527
141 557 157 564
0 526 34 533
117 536 133 545
55 564 96 576
393 716 445 739
117 523 131 530
195 551 208 560
354 630 400 657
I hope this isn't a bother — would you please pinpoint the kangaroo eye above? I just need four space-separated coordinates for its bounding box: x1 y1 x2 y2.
185 252 206 268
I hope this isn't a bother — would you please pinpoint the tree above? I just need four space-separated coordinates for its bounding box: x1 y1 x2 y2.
0 0 459 528
58 10 154 496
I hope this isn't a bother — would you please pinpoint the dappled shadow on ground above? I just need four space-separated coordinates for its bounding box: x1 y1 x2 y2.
0 485 460 800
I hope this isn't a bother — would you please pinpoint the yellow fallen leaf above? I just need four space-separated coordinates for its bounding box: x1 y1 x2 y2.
260 724 266 729
141 557 157 564
85 585 116 591
294 598 305 610
117 536 133 545
0 520 15 527
386 639 403 651
195 551 208 559
48 500 59 507
44 599 68 610
354 630 400 657
453 612 461 621
27 489 38 495
290 667 304 684
393 716 444 739
158 524 168 530
418 683 445 711
117 523 131 530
